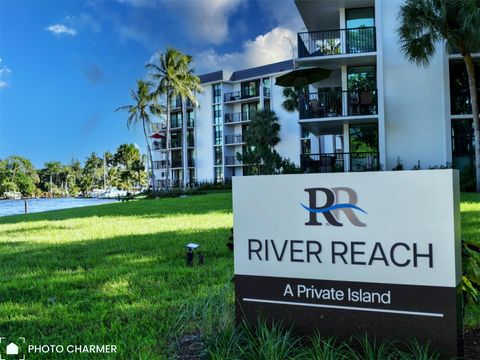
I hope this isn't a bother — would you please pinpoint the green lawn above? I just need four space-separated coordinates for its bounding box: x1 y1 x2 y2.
0 191 478 359
0 192 233 359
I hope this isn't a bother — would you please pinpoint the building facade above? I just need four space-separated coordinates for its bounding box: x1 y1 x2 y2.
149 0 479 188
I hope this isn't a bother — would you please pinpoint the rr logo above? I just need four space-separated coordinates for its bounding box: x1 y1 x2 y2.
301 187 367 227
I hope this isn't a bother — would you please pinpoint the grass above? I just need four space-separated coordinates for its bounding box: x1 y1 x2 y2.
0 191 478 359
0 192 233 359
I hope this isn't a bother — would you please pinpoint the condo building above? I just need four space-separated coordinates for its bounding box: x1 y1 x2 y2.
149 0 479 188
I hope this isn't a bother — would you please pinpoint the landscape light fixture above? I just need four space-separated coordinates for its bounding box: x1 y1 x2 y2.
185 243 200 267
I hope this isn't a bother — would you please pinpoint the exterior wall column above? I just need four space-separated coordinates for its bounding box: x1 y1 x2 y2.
341 65 348 116
339 8 346 54
375 0 386 169
343 123 350 171
182 98 188 187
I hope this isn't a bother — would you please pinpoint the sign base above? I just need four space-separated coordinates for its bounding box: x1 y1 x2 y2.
236 275 463 359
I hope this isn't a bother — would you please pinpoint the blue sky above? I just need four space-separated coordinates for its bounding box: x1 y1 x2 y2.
0 0 303 168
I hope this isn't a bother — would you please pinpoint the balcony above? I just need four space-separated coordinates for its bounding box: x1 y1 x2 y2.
225 156 242 166
301 152 380 173
224 88 260 102
224 112 252 124
171 98 194 109
299 89 377 120
225 134 244 145
167 159 194 169
298 27 376 58
170 119 194 129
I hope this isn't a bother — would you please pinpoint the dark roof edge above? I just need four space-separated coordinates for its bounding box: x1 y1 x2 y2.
199 59 294 84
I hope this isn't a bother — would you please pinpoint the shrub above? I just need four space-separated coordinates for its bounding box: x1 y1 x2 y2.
460 165 476 192
462 240 480 306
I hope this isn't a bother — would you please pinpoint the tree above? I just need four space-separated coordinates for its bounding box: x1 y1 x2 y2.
44 161 62 194
147 47 202 188
0 156 39 196
398 0 480 190
238 109 299 175
82 153 103 192
116 80 163 192
281 87 300 113
113 144 146 189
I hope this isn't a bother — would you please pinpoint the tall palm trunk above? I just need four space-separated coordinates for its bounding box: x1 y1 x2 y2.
181 97 188 188
165 93 171 189
463 52 480 191
142 118 155 192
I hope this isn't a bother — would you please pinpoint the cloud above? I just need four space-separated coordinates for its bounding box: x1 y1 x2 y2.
194 27 296 74
46 24 78 36
65 13 102 34
117 0 242 45
257 0 305 33
114 22 155 49
0 58 12 90
83 63 104 84
165 0 243 45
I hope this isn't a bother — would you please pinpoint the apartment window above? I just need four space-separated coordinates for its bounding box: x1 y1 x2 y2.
170 112 183 128
242 124 249 136
214 146 223 165
187 110 194 127
189 169 196 184
241 80 259 98
187 129 195 147
346 8 375 53
301 139 311 155
346 8 375 28
347 66 376 90
215 167 223 183
153 161 161 169
452 119 474 169
172 95 182 108
349 124 378 153
213 83 222 104
170 132 182 148
214 126 222 145
187 149 195 167
450 60 480 115
301 126 310 139
347 66 377 116
241 102 259 121
264 99 271 110
213 104 222 125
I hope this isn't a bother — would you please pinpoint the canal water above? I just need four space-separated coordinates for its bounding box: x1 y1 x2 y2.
0 198 117 217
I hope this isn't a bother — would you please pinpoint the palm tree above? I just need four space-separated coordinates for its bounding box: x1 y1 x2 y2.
44 161 62 194
398 0 480 190
116 80 163 192
146 47 202 188
239 109 281 175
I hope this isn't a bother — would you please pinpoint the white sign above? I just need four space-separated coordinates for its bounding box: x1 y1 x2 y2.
233 170 461 287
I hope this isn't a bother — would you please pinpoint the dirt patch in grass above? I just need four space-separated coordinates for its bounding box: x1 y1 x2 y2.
176 333 203 360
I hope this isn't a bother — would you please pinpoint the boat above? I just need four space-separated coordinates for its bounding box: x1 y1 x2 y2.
87 189 107 198
3 191 22 200
98 188 128 199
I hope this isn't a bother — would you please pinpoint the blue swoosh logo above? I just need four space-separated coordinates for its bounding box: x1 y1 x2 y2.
301 203 367 214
